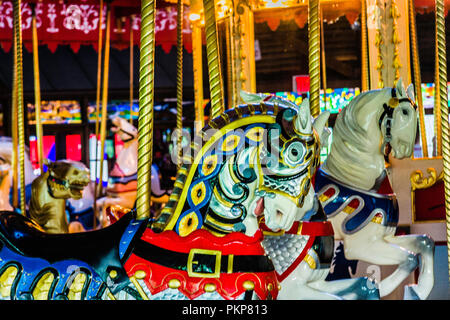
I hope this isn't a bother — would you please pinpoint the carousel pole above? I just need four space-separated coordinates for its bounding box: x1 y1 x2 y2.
225 15 235 109
308 0 321 118
176 0 184 168
13 0 26 215
95 0 104 140
93 0 105 227
409 0 428 158
203 0 225 119
435 0 450 281
320 7 327 110
31 4 44 173
11 12 18 209
361 0 370 92
96 3 111 201
136 0 156 220
129 15 134 124
192 20 204 133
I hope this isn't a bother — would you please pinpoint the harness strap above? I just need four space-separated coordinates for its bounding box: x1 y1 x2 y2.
378 87 417 143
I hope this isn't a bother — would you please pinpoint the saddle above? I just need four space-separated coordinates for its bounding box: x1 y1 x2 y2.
0 210 138 284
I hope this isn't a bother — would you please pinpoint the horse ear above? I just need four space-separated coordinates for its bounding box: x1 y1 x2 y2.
406 83 415 103
239 90 264 104
294 98 312 134
313 111 331 146
395 77 406 96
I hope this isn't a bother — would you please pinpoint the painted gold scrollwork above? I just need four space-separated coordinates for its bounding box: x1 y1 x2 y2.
410 167 444 190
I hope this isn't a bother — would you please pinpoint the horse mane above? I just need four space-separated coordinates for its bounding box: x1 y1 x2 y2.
332 90 382 154
151 102 286 232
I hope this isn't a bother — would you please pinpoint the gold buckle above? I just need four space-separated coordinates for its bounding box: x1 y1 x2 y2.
187 248 222 278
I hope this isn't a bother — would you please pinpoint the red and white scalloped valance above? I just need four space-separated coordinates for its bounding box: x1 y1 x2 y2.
0 0 192 54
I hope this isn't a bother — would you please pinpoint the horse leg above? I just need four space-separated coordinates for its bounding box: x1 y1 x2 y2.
384 234 435 300
342 224 419 299
278 259 344 300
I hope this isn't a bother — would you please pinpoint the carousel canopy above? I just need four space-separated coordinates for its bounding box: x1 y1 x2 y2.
0 0 193 54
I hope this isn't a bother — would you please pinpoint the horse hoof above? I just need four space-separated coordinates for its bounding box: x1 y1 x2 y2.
404 285 421 300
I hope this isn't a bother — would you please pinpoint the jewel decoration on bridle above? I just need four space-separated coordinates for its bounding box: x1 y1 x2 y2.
378 87 417 153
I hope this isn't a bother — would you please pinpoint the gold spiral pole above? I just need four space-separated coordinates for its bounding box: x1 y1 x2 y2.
308 0 321 117
409 0 428 158
176 0 183 169
93 0 105 228
203 0 225 119
136 0 156 220
11 12 18 209
13 0 26 215
129 15 134 124
32 6 44 173
226 15 235 110
320 7 327 110
192 21 204 133
434 26 442 157
96 4 111 219
435 0 450 281
95 0 104 140
361 0 369 91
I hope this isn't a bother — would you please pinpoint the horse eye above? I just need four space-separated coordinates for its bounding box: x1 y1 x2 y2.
402 108 408 116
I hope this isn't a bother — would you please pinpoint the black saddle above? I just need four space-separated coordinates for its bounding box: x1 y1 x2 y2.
0 210 139 288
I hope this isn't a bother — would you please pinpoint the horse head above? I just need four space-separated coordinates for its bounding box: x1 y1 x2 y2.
45 159 90 200
153 94 329 237
111 116 138 144
323 78 417 190
380 79 418 159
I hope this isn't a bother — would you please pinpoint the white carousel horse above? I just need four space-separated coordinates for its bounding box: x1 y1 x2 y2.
96 117 170 227
315 79 435 300
0 137 38 212
241 92 379 300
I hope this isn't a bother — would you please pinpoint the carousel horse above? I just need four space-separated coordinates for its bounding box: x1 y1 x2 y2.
0 98 339 300
0 137 94 231
240 92 379 300
96 117 170 226
314 79 435 300
0 137 38 211
29 160 91 234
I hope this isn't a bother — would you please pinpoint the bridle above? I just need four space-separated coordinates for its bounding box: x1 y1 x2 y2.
378 87 417 148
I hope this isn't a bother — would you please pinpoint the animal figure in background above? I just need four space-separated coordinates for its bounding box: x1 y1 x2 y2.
96 117 170 226
314 79 435 300
240 92 378 300
29 160 91 234
0 137 38 212
0 98 358 300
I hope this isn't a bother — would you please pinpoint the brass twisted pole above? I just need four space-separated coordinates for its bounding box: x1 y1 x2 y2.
320 7 327 109
434 25 442 156
11 10 18 208
203 0 225 119
308 0 321 117
13 0 26 215
409 0 428 158
32 5 44 173
176 0 183 168
435 0 450 281
136 0 156 220
129 15 134 124
192 21 204 133
96 4 111 210
361 0 369 91
95 0 104 140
